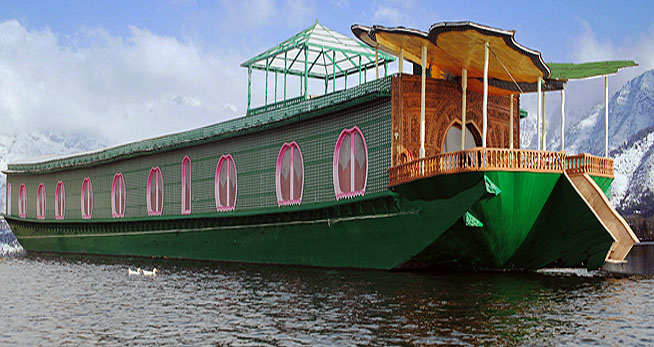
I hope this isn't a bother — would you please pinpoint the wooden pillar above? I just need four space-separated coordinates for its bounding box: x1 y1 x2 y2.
542 91 546 151
509 95 514 150
461 67 467 150
399 48 404 75
605 75 609 157
561 87 565 151
537 77 542 150
419 45 426 158
482 42 489 148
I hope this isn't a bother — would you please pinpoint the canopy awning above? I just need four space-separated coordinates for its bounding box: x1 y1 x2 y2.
548 61 638 80
352 21 556 94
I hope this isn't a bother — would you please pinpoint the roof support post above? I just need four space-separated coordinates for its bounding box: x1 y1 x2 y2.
364 67 367 83
509 94 514 150
304 45 308 100
542 91 546 151
605 75 609 157
419 44 427 158
482 42 489 148
561 87 565 151
332 51 336 93
324 75 328 94
461 67 467 151
247 66 252 113
345 71 348 89
537 77 542 150
265 58 269 107
375 48 379 79
358 56 362 85
284 51 287 102
274 71 278 104
399 48 404 75
384 59 388 77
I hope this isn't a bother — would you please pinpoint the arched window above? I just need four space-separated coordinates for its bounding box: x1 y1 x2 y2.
181 156 191 214
55 181 65 220
333 127 368 200
147 167 163 216
215 154 237 211
81 177 93 219
112 173 126 218
6 183 11 216
276 142 303 206
443 123 479 153
36 183 46 219
18 184 26 218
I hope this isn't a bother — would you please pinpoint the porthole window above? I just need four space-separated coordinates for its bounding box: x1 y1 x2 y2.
36 183 46 220
18 184 26 218
333 126 368 200
81 177 93 219
55 182 65 220
181 156 191 214
276 142 303 206
215 154 237 211
6 183 11 216
147 167 163 216
112 173 126 218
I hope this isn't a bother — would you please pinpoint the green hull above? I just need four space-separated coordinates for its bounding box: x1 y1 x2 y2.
5 171 614 270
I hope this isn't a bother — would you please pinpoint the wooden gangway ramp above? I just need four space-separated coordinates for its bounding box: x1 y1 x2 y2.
566 172 639 261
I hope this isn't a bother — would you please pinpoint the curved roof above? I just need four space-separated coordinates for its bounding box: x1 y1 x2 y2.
352 21 554 94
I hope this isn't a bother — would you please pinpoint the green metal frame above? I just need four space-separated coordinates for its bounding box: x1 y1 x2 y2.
241 21 394 113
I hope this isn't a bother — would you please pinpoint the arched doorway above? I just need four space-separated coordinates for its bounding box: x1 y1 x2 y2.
443 122 481 153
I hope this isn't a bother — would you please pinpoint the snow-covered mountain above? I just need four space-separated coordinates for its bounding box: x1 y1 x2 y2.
521 70 654 217
0 131 106 212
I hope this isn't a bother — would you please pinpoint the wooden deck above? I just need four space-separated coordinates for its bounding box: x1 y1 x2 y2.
388 148 613 187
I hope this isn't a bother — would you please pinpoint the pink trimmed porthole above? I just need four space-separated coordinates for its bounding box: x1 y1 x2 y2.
81 177 93 219
55 181 65 220
276 142 304 206
147 167 163 216
181 156 191 214
112 173 126 218
18 184 26 218
333 126 368 200
36 183 46 220
215 154 237 211
6 183 11 216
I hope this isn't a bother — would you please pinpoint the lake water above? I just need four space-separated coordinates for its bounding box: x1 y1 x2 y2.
1 229 653 346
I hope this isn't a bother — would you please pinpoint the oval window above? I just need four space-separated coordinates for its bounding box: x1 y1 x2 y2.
333 126 368 200
215 154 237 211
147 167 163 216
276 142 303 206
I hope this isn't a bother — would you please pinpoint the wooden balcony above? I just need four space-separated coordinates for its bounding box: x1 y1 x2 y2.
565 153 614 178
388 148 613 187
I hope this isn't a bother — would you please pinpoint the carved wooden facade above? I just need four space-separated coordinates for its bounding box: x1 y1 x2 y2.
391 74 520 165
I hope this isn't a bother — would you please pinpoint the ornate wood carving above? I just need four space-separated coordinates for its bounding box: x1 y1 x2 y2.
390 75 520 165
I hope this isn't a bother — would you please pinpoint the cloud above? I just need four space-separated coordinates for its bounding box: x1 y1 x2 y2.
219 0 278 29
0 20 246 145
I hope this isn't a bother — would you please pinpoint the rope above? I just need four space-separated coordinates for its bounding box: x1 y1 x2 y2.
488 45 524 93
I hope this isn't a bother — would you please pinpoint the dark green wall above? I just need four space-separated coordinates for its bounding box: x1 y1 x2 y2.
7 98 392 221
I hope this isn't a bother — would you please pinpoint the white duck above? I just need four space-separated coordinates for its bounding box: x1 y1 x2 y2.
128 267 142 276
142 268 158 277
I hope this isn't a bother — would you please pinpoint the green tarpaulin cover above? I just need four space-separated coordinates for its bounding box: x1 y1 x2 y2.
548 61 637 80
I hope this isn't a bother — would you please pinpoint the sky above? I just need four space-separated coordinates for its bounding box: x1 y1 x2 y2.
1 0 654 146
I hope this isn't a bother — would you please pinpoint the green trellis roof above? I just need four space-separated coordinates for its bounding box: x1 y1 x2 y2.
241 21 395 80
548 61 638 80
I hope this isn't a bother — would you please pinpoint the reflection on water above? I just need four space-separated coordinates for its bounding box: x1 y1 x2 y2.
1 254 653 345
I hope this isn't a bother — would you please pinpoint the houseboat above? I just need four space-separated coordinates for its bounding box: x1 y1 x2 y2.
2 21 640 270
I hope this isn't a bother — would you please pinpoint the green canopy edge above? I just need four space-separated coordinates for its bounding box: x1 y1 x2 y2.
547 60 637 80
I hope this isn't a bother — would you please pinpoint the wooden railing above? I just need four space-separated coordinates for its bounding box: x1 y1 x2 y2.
388 148 566 187
565 153 614 178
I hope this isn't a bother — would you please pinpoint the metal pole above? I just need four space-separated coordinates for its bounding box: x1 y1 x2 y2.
537 77 542 150
284 52 287 102
332 51 336 93
561 87 565 151
384 59 388 77
419 45 426 158
542 91 546 151
358 56 361 85
482 42 489 148
274 71 277 104
461 67 467 150
375 48 379 79
509 95 514 150
304 46 308 100
605 75 609 157
247 66 252 112
265 58 269 107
